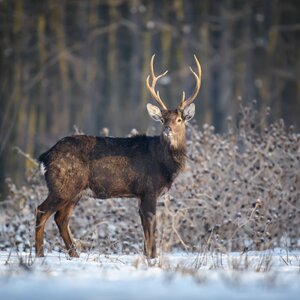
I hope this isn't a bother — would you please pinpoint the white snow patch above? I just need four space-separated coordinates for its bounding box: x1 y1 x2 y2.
0 249 299 300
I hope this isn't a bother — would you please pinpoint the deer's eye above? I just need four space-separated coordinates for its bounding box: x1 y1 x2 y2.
177 118 182 123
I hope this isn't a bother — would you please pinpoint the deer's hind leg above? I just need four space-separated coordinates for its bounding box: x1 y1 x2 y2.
36 194 66 257
54 202 78 257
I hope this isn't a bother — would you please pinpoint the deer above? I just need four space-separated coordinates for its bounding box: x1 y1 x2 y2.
36 55 201 258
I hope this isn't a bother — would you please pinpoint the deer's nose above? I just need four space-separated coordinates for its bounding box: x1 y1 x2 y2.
163 126 172 136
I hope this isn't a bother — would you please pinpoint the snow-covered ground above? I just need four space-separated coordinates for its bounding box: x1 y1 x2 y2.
0 249 299 300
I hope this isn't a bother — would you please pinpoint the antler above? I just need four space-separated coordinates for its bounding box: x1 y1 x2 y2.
146 54 168 110
178 55 202 111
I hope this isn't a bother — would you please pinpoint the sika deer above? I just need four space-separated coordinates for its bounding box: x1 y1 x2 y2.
36 55 202 258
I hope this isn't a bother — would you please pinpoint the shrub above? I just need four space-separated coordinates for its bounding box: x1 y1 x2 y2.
0 102 299 254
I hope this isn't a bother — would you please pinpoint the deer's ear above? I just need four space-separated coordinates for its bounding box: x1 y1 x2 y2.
183 103 195 122
147 103 163 122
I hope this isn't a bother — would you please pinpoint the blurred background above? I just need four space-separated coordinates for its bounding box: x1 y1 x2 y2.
0 0 299 199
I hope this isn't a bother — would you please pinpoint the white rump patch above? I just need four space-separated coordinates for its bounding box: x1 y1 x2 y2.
40 163 46 175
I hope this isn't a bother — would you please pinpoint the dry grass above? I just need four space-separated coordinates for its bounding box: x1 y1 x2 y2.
0 101 299 257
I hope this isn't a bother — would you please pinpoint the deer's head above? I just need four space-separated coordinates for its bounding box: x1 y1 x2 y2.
146 55 202 149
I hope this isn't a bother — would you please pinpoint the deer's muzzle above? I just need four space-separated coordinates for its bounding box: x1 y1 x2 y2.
163 126 172 137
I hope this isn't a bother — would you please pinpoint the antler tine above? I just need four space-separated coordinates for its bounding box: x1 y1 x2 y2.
146 54 168 110
180 91 186 106
179 55 202 111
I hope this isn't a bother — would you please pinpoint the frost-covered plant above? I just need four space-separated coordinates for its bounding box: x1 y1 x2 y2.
158 101 300 252
0 102 299 255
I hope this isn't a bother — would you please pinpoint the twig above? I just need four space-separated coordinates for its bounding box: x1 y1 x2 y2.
12 146 39 166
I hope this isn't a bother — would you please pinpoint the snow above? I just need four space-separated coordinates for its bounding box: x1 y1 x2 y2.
0 249 300 300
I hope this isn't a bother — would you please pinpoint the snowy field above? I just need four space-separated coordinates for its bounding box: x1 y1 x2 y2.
0 249 299 300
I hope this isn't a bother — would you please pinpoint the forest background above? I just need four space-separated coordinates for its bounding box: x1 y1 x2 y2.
0 0 299 199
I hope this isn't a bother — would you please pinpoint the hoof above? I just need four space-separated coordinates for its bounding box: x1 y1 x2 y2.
68 250 79 258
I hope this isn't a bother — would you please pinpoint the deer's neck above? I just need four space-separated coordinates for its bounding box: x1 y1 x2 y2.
159 136 187 182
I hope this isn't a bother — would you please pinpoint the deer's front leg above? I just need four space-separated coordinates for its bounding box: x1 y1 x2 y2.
139 196 157 258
